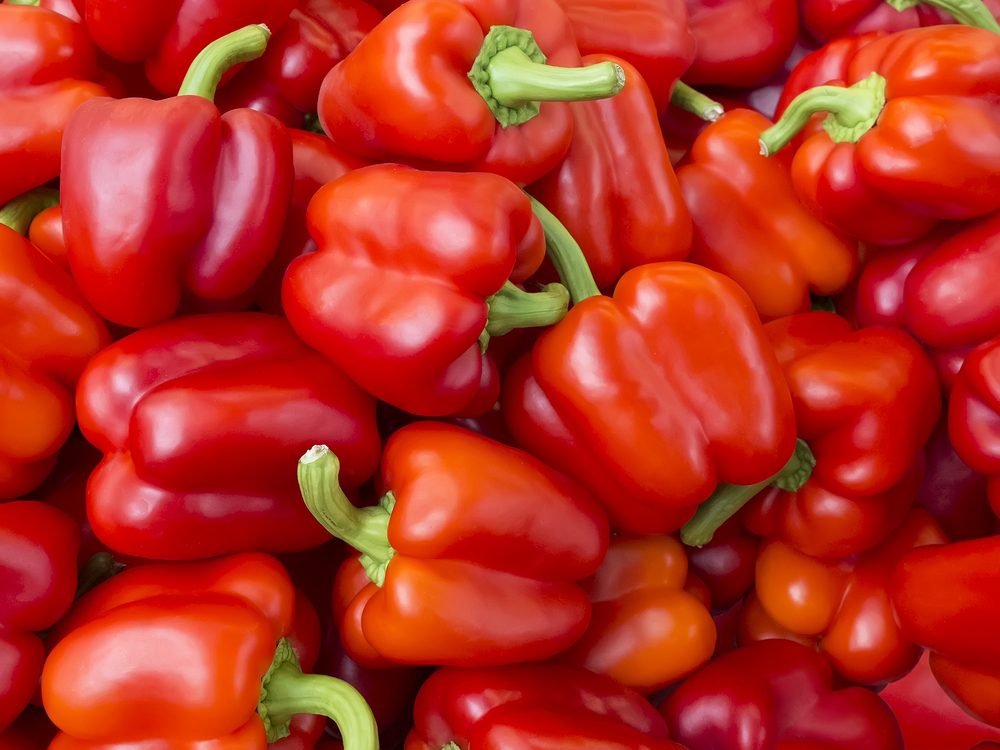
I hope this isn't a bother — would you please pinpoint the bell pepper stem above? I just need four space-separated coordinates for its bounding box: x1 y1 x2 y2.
75 552 124 598
486 281 569 337
468 26 624 127
260 639 379 750
526 195 602 303
6 0 41 5
885 0 1000 31
178 24 270 101
0 188 59 236
671 82 724 122
681 439 816 547
759 73 887 156
298 446 394 585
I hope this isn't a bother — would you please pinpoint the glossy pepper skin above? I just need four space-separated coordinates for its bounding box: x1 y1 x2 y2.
80 0 296 95
774 32 882 117
318 0 623 185
765 26 1000 246
678 109 856 321
799 0 1000 44
748 509 947 684
75 312 380 561
406 665 683 749
891 536 1000 727
42 553 378 750
283 164 554 417
297 422 609 667
0 5 107 207
0 501 79 733
951 335 1000 517
61 26 294 328
530 55 692 291
662 639 904 750
559 534 716 694
504 261 797 534
687 517 760 611
0 210 110 499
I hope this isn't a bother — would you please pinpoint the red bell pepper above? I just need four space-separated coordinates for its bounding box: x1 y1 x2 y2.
75 312 380 561
216 0 383 128
662 639 904 749
677 109 857 320
406 665 682 749
950 335 1000 517
282 164 566 417
529 54 692 291
800 0 1000 44
891 536 1000 727
0 501 79 733
26 206 67 273
317 0 626 185
61 26 294 328
748 509 947 684
558 534 716 694
762 26 1000 246
0 3 107 207
296 421 608 667
79 0 296 95
552 0 697 110
0 191 110 499
687 517 760 611
42 553 379 750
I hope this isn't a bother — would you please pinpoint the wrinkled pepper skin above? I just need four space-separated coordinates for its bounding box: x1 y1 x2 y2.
951 336 1000 517
305 422 608 667
217 0 383 127
891 536 1000 726
678 110 856 320
530 55 692 291
553 0 696 110
318 0 590 185
406 665 683 750
283 164 546 417
61 80 294 328
662 639 904 750
559 534 716 694
742 312 938 558
505 262 797 534
0 502 79 733
799 0 1000 44
0 223 110 499
0 5 107 207
749 509 947 684
80 0 296 95
75 313 380 560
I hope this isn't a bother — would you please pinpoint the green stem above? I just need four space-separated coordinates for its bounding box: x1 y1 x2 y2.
671 82 724 122
681 439 816 547
468 26 624 127
0 188 59 235
759 73 886 156
297 446 394 586
486 281 569 337
886 0 1000 31
810 295 837 313
526 195 602 304
5 0 42 6
75 552 124 598
178 24 270 101
259 639 379 750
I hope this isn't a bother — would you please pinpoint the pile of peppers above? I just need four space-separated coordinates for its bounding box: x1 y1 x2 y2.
4 0 1000 747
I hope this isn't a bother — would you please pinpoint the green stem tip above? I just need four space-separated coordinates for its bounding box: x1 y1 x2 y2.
178 24 271 101
886 0 1000 31
680 439 816 548
526 195 602 304
0 187 59 236
486 280 569 338
671 81 724 122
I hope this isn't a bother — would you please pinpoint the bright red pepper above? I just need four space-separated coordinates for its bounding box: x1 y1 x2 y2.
317 0 626 185
61 26 294 328
282 164 565 417
530 55 692 291
799 0 1000 44
75 312 380 561
662 639 904 749
296 421 609 666
677 109 857 320
42 553 378 750
762 26 1000 246
406 665 682 749
950 335 1000 517
80 0 296 95
0 501 79 733
26 206 67 273
216 0 383 127
748 509 947 684
0 4 108 207
0 192 110 499
558 534 716 694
